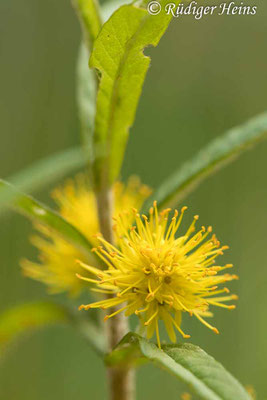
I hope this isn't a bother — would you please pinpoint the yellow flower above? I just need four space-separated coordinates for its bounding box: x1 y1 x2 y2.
21 175 151 296
78 203 238 347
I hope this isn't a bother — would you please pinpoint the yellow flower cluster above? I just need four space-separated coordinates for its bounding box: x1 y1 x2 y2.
21 175 151 295
78 203 238 347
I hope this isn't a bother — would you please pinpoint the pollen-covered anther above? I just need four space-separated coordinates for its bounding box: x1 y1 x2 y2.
164 298 173 306
232 274 239 280
211 266 222 272
228 305 236 310
161 208 171 217
93 232 102 239
79 304 90 311
207 270 218 276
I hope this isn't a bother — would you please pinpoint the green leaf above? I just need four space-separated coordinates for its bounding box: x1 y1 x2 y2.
106 333 251 400
73 0 102 164
0 180 93 257
72 0 102 50
91 0 180 189
75 0 132 171
145 112 267 211
0 302 106 358
102 0 132 21
76 42 96 162
0 147 86 213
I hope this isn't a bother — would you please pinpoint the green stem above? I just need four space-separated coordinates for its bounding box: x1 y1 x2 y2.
96 187 135 400
72 0 102 176
72 1 135 396
72 0 102 102
72 0 102 51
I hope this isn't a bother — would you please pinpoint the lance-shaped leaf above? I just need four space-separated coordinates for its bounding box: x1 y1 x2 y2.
143 112 267 211
76 43 96 162
0 147 86 213
72 0 102 50
0 180 93 257
106 333 251 400
91 1 179 189
74 0 103 160
0 302 105 359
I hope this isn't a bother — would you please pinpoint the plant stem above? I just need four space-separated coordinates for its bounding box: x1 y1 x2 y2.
72 0 102 51
73 1 135 397
72 0 101 103
96 187 135 400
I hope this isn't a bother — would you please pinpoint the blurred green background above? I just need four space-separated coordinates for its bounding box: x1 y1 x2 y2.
1 0 267 399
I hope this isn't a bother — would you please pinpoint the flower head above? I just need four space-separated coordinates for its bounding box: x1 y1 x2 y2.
21 175 151 295
78 203 238 347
